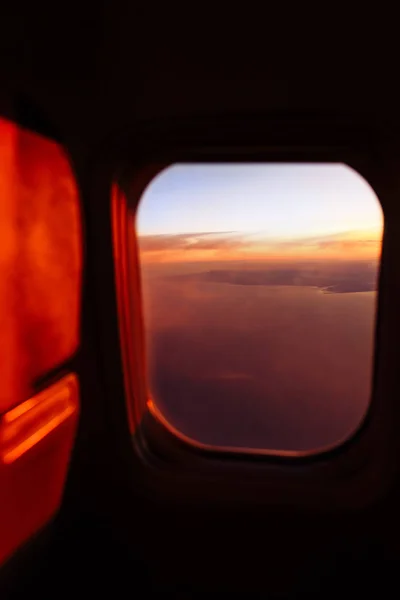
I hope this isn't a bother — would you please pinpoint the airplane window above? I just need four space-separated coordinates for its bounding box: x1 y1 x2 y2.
135 164 383 454
0 117 82 412
0 116 82 565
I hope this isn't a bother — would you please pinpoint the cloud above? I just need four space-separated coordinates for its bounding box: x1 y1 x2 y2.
316 239 379 250
138 231 247 253
138 229 382 262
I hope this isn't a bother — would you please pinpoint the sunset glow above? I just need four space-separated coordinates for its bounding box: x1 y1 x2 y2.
137 163 383 263
135 163 383 454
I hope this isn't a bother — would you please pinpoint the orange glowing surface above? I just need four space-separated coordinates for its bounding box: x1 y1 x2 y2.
0 117 82 413
0 373 80 566
0 116 82 566
1 374 79 464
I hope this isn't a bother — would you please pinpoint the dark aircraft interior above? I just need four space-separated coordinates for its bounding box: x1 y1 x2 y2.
1 4 400 599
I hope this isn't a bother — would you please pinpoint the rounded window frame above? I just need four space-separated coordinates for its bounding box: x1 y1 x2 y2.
106 115 400 510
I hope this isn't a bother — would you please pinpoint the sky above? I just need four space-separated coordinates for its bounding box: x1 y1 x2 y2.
136 163 384 262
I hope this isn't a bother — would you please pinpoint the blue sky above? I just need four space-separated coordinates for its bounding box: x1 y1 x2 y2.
136 163 383 241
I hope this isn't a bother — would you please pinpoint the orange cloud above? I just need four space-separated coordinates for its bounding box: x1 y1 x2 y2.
138 229 383 263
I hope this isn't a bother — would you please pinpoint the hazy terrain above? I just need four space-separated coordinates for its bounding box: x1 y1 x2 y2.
167 260 378 294
140 258 379 452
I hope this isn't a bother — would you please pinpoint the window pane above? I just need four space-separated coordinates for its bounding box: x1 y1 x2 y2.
136 164 383 454
0 116 82 565
0 117 82 412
